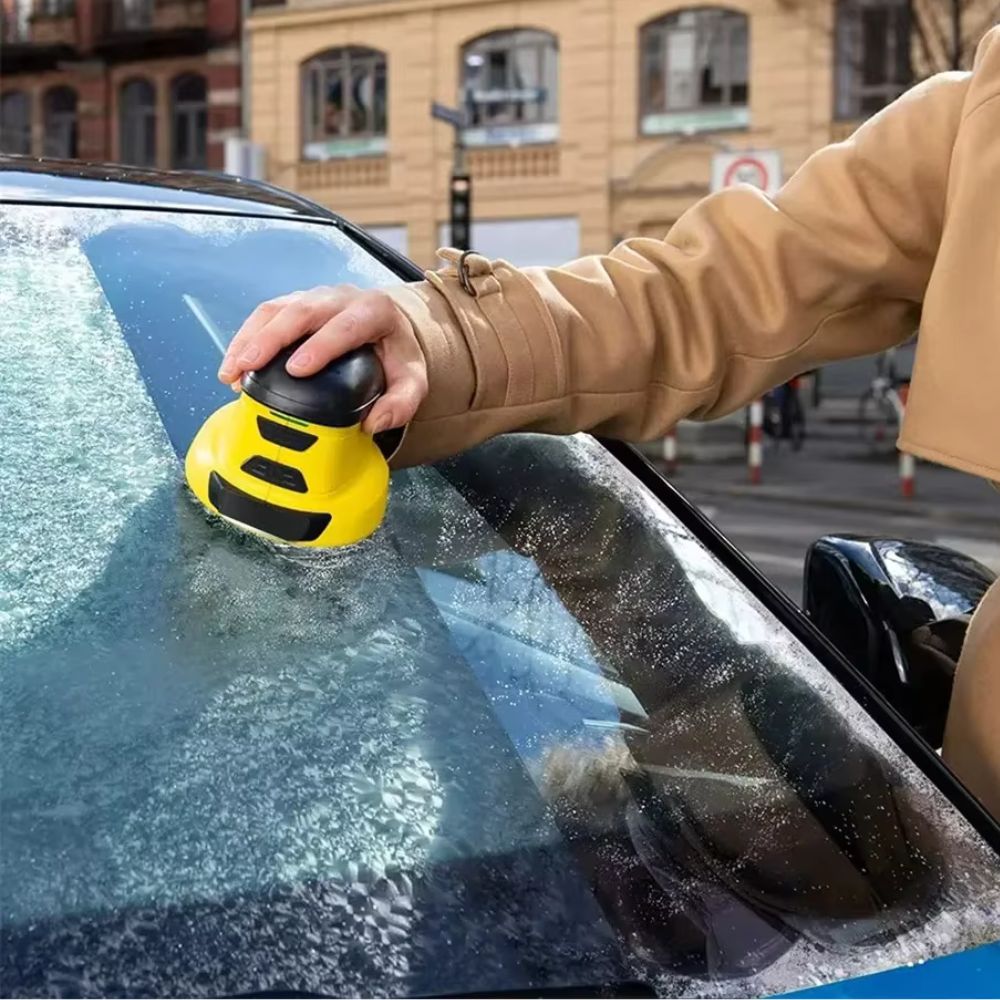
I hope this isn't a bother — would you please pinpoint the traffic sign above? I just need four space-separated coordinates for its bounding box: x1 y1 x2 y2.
431 102 468 130
711 149 782 196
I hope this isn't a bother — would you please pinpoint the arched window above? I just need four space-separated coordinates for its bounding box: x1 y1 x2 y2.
0 91 32 155
171 73 207 170
119 78 157 167
460 28 558 146
43 86 78 159
639 9 749 135
835 0 911 119
301 47 387 160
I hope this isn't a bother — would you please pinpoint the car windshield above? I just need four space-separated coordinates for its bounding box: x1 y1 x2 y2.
3 200 1000 999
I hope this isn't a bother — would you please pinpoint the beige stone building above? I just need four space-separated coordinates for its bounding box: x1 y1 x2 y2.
247 0 994 269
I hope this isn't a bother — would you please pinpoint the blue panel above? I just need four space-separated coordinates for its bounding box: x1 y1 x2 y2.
782 940 1000 998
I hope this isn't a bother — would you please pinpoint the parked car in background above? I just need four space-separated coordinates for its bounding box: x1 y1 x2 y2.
2 158 1000 999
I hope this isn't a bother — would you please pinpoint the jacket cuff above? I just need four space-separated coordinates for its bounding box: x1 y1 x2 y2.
384 251 565 467
384 280 477 422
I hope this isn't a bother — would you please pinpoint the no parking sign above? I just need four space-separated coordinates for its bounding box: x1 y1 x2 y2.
711 149 782 196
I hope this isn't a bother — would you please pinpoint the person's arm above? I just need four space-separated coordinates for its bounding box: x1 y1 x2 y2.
385 69 968 467
221 47 980 468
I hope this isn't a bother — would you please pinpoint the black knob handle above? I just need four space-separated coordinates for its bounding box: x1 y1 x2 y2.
241 339 385 428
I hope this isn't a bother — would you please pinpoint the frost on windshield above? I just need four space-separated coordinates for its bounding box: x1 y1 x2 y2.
420 435 1000 997
0 205 620 999
0 217 175 651
4 202 1000 1000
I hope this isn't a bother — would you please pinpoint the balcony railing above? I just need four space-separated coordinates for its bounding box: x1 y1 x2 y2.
296 156 389 190
95 0 204 38
30 0 76 45
467 144 560 181
1 0 75 47
107 0 153 31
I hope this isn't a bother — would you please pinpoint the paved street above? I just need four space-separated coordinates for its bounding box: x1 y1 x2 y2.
654 388 1000 603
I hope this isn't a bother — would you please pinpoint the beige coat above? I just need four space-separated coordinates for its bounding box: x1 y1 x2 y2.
387 28 1000 818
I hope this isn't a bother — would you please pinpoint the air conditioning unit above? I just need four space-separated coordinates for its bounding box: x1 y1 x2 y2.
224 137 266 180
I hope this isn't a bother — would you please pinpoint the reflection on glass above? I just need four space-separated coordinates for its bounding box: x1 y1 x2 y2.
878 540 994 621
2 203 1000 999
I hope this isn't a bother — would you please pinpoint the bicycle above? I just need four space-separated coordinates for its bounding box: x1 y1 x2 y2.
858 348 908 454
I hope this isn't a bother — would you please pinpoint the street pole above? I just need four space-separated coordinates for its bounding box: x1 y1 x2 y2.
449 132 471 251
241 0 251 136
431 102 472 252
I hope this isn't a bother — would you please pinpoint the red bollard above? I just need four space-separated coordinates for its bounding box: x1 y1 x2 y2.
898 382 914 498
748 399 764 484
900 451 916 498
663 429 678 476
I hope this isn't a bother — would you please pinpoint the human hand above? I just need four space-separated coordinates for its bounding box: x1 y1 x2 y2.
218 285 428 435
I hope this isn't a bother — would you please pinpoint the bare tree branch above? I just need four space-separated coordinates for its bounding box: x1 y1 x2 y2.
911 7 937 70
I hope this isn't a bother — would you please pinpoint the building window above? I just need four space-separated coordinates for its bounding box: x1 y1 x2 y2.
37 0 75 16
639 9 750 136
460 28 558 147
1 0 31 42
0 91 32 154
43 87 78 159
171 74 207 170
113 0 153 32
119 78 157 166
835 0 911 119
301 47 387 160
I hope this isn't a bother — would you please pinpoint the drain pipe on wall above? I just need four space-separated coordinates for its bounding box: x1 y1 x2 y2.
240 0 250 138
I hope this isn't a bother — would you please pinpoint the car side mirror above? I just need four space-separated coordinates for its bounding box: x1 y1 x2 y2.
803 536 995 747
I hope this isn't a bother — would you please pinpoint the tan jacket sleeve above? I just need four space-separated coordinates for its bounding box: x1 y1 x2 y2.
386 70 971 469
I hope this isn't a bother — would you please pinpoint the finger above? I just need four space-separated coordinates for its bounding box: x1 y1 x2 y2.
218 294 296 381
361 376 426 435
223 296 326 384
286 293 398 377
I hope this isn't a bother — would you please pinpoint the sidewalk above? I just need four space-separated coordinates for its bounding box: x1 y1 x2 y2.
655 398 1000 531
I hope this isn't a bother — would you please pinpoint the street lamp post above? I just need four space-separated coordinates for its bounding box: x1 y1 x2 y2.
431 101 472 252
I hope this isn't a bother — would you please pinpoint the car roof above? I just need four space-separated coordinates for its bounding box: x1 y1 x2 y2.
0 155 337 222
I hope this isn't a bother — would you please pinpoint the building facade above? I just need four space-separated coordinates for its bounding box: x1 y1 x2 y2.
0 0 242 169
246 0 993 268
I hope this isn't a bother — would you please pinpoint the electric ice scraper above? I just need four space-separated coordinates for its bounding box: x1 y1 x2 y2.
185 342 389 548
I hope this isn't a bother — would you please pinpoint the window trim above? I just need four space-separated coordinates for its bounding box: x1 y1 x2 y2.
834 0 912 121
0 90 32 155
300 45 388 162
459 27 560 148
638 7 750 138
170 73 207 171
42 86 78 159
118 77 158 168
2 0 31 41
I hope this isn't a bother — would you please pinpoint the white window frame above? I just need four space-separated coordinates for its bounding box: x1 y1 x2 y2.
639 8 750 137
301 47 388 161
